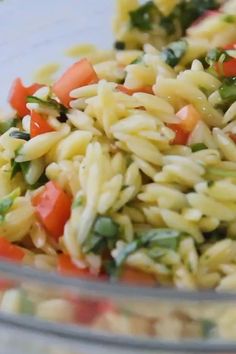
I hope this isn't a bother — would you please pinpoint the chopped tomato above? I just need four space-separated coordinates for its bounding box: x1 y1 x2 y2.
215 58 236 77
176 104 201 132
228 133 236 143
0 279 16 291
0 237 25 262
117 85 153 95
121 266 156 286
222 43 236 50
167 124 189 145
68 295 115 325
32 181 72 240
58 254 91 277
52 58 98 107
30 111 54 138
8 78 43 118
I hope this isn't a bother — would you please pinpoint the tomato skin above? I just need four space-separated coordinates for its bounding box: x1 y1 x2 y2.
189 10 219 29
215 58 236 77
52 59 98 107
8 78 43 118
32 181 72 241
167 123 189 145
58 255 91 277
222 43 236 50
228 133 236 143
30 111 54 138
120 266 156 286
0 237 25 262
117 85 153 95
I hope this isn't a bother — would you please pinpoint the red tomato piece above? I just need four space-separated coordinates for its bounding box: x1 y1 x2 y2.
52 59 99 107
8 78 43 118
117 85 153 95
167 124 190 145
176 104 201 133
215 58 236 77
120 266 156 286
0 237 25 262
32 181 72 240
30 111 55 138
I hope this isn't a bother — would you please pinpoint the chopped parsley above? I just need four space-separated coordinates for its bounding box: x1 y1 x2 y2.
191 143 208 152
27 96 67 115
160 40 188 67
0 188 20 222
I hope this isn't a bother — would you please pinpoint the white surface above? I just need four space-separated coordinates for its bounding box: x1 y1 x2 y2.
0 0 113 105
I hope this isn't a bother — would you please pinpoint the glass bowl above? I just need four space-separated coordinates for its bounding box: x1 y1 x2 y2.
1 1 236 353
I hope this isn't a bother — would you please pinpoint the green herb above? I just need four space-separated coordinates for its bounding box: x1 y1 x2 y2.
222 14 235 23
191 143 208 152
114 228 182 273
11 159 30 179
147 247 167 260
28 172 48 190
160 40 188 67
219 77 236 103
130 56 144 65
207 180 214 187
9 131 30 141
0 188 20 221
27 96 68 114
207 166 236 178
114 41 126 50
83 216 119 255
93 216 119 238
160 0 219 36
206 48 227 66
0 118 17 135
129 1 158 31
201 319 216 338
72 195 84 209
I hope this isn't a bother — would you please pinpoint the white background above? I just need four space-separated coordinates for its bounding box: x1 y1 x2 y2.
0 0 114 105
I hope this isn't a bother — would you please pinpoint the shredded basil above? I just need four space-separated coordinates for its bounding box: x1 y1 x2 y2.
201 319 216 338
9 131 30 141
72 195 84 209
0 118 17 135
219 77 236 103
160 40 188 67
27 96 68 114
0 188 20 221
93 216 119 238
191 143 208 152
129 1 158 31
114 41 126 50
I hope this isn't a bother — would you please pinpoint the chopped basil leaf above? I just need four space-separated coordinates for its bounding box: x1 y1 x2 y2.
114 41 126 50
130 56 144 65
9 131 30 141
0 118 17 135
160 40 188 67
160 0 219 36
115 240 141 268
201 319 216 338
191 143 208 152
27 96 68 114
0 188 20 220
207 166 236 178
219 77 236 104
11 159 22 179
129 1 158 31
223 14 235 23
147 247 167 260
93 216 119 238
114 228 182 272
72 195 84 209
83 233 106 254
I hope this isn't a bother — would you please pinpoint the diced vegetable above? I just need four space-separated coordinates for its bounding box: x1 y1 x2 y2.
93 217 119 238
52 59 99 107
167 124 189 145
215 58 236 77
0 188 20 222
30 111 54 138
191 143 208 152
58 254 91 277
218 77 236 106
120 266 156 286
176 104 201 132
32 181 72 240
8 78 43 118
160 40 188 67
9 131 30 141
129 1 158 31
114 41 126 50
0 237 24 262
27 96 67 114
0 118 17 135
116 85 153 95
